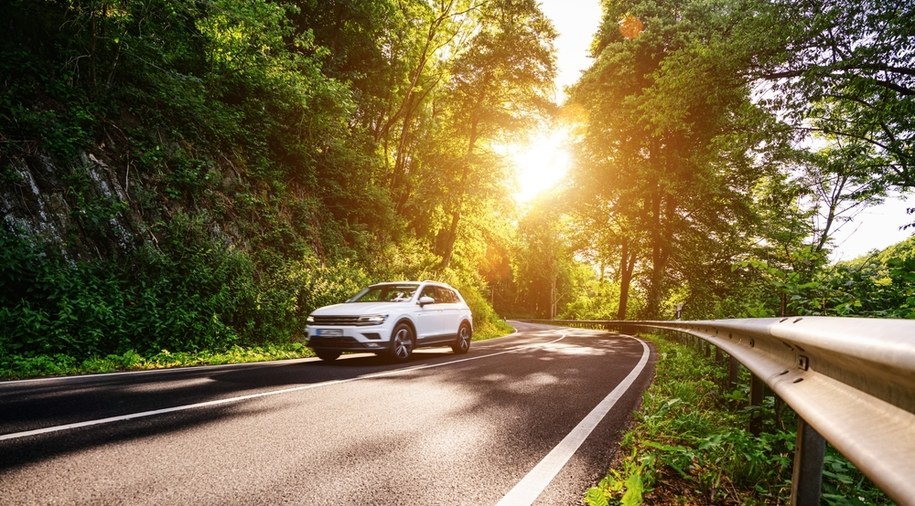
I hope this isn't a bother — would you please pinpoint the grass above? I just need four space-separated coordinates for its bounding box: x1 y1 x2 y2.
0 322 515 380
583 333 893 506
0 343 317 380
475 318 516 341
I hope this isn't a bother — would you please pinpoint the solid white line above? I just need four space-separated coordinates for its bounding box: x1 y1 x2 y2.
496 337 651 506
0 335 567 442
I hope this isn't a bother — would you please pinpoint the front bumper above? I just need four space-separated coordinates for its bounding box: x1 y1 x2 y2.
305 324 390 353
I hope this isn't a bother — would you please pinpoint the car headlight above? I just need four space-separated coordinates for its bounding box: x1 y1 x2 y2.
358 315 387 325
306 315 314 324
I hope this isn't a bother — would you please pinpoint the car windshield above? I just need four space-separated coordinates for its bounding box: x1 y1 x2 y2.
348 284 419 303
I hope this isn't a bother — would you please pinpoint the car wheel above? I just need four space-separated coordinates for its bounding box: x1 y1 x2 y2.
389 323 414 362
452 322 471 354
315 349 341 362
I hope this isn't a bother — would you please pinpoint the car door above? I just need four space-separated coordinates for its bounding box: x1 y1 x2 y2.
437 287 462 338
414 285 444 342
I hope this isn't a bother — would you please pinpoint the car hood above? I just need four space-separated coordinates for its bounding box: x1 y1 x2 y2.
310 301 410 316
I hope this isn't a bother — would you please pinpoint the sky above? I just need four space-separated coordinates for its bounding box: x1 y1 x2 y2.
536 0 914 262
537 0 603 103
828 195 914 262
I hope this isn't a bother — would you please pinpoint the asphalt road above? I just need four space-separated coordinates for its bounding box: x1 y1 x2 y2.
0 322 655 505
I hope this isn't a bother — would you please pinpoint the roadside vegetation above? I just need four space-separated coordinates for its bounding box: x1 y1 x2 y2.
583 333 892 506
0 343 314 379
1 0 534 378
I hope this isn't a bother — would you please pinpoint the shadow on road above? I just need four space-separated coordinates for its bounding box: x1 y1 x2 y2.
0 326 655 482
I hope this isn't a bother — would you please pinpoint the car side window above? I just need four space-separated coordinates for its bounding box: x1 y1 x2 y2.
418 285 459 304
435 287 456 303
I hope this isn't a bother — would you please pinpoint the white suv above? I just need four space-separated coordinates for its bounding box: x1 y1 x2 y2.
305 281 473 362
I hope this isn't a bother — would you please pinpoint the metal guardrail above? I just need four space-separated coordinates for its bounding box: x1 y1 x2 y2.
527 317 915 506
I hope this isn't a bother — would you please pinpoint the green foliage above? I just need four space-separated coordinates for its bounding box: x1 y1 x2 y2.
509 203 577 318
568 0 782 319
0 343 314 380
0 221 238 356
561 277 623 320
584 450 646 506
560 0 914 322
723 237 915 318
757 0 915 191
0 215 373 361
1 0 526 377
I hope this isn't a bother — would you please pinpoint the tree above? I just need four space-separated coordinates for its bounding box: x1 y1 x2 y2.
753 0 915 191
799 143 886 254
511 201 575 318
569 0 779 318
434 0 557 269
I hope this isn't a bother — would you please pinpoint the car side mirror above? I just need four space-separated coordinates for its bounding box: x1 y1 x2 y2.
418 296 435 307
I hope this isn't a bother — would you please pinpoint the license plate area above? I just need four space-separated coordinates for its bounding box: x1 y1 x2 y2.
315 328 343 337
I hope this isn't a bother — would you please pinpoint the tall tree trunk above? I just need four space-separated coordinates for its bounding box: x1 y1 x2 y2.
440 206 462 269
550 274 557 319
617 238 635 320
814 174 848 253
391 95 418 212
439 116 480 270
645 186 664 318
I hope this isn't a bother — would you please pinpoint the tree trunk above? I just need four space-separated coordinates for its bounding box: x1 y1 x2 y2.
438 115 480 270
617 238 635 320
439 207 462 269
645 187 664 318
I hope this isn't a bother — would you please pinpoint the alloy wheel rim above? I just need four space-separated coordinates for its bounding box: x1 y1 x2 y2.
394 328 411 358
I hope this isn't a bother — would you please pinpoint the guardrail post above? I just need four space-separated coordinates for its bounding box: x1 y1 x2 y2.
750 374 765 436
728 356 739 391
774 395 787 430
791 418 825 506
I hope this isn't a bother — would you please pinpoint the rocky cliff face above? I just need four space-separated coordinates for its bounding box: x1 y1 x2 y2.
2 150 143 261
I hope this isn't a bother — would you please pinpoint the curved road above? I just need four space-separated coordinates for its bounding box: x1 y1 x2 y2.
0 322 654 505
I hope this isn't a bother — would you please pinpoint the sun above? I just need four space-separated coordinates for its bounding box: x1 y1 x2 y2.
507 128 572 203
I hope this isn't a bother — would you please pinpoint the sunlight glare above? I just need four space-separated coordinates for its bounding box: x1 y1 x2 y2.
509 129 572 203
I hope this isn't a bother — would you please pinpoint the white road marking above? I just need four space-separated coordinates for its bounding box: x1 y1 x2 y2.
0 335 567 442
496 337 651 506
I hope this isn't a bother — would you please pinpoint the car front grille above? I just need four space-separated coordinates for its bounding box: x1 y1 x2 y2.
311 315 365 326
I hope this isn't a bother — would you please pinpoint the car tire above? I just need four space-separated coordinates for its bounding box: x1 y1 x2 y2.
389 322 414 362
452 322 471 354
315 349 341 362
